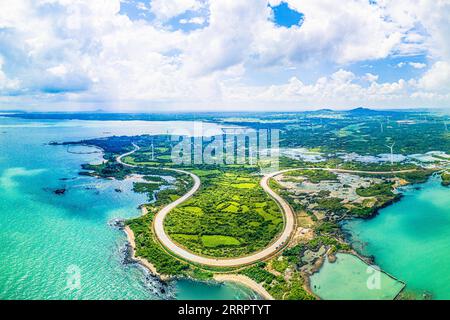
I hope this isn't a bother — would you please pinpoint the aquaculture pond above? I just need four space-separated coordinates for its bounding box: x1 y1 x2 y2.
343 176 450 300
310 253 405 300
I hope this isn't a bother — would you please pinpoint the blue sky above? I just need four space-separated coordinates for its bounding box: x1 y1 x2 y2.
0 0 449 111
270 2 304 28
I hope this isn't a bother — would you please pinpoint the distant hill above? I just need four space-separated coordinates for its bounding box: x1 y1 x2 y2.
344 107 406 117
345 107 379 115
315 108 336 113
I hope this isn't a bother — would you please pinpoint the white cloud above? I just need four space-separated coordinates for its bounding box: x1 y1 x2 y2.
0 0 449 110
397 62 427 69
136 2 150 12
0 56 20 92
409 62 427 69
150 0 203 21
179 16 205 25
46 65 69 77
363 73 379 83
417 61 450 93
221 69 434 110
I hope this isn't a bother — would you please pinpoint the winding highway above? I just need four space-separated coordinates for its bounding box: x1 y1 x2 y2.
117 144 294 267
117 144 416 267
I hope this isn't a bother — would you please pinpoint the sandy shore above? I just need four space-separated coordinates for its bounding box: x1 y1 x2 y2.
125 225 274 299
123 225 171 281
213 274 274 300
126 206 272 298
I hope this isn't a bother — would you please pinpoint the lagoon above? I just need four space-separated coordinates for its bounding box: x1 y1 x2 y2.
310 253 404 300
343 176 450 300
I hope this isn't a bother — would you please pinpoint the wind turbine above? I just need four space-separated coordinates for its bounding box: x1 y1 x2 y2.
151 138 155 160
378 120 384 133
385 142 395 165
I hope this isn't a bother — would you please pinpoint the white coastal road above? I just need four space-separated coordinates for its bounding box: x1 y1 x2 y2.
151 169 294 267
117 144 294 267
117 144 416 267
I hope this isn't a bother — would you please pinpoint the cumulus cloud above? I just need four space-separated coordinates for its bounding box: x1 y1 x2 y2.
398 62 427 69
417 61 450 93
363 73 380 83
223 69 412 108
409 62 427 69
179 16 206 25
0 56 20 92
150 0 203 21
0 0 449 110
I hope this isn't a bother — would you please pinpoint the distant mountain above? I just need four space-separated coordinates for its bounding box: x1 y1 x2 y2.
345 107 379 115
344 107 406 117
315 108 335 113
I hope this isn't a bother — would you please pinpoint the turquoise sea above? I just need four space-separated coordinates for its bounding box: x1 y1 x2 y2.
343 176 450 300
310 253 404 300
2 116 449 300
0 117 256 300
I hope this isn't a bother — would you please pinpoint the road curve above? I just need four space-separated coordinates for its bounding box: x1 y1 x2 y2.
117 145 416 267
116 143 141 167
151 169 294 267
116 145 294 267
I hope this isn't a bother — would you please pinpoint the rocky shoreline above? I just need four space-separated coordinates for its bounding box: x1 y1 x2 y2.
109 217 173 298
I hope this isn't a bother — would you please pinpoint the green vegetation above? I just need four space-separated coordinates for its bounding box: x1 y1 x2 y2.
306 236 351 252
314 221 339 234
315 197 345 212
356 182 395 197
279 168 404 219
142 175 166 183
127 213 188 276
240 262 315 300
339 161 420 174
441 172 450 186
282 244 306 263
271 258 289 273
275 111 450 156
127 211 213 280
201 235 241 248
241 263 276 284
125 171 203 277
132 182 163 195
66 109 450 300
165 170 283 257
388 169 434 184
80 162 132 179
349 182 401 218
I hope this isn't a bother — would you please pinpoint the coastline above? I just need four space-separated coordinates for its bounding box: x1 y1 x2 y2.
123 224 171 282
123 170 405 301
125 206 273 299
120 151 430 301
125 225 276 300
213 274 274 300
308 252 406 300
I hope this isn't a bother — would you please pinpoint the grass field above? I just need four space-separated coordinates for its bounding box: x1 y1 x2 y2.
164 169 283 257
201 235 241 248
